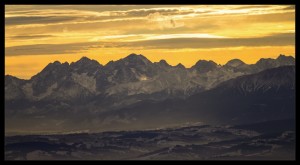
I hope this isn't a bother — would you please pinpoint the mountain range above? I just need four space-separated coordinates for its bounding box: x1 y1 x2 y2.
5 54 295 135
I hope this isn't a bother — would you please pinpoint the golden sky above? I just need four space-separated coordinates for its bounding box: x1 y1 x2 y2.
5 5 295 79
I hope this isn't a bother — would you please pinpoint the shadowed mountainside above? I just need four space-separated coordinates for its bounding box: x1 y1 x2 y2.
5 54 295 134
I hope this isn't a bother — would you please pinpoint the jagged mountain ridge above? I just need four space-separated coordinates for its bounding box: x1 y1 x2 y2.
5 54 295 110
100 65 295 130
5 66 295 134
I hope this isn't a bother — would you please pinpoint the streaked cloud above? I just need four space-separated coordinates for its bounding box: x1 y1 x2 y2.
8 34 55 39
147 12 185 30
5 5 293 27
5 16 79 26
282 5 295 10
5 33 294 56
126 33 294 49
140 33 227 40
5 42 98 56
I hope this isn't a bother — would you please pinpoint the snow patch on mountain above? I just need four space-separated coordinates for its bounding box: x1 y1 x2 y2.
22 83 34 98
22 82 58 100
139 75 149 81
38 83 58 99
72 73 96 93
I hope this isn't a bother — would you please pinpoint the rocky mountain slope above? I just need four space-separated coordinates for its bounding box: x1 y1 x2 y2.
5 54 295 110
5 60 295 134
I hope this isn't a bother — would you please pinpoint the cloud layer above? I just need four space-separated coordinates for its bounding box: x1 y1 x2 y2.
6 33 294 56
5 5 295 79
